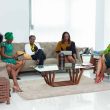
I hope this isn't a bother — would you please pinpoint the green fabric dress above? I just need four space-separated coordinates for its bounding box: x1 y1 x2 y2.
1 42 16 64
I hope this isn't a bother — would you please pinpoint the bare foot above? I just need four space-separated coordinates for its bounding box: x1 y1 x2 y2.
95 74 104 83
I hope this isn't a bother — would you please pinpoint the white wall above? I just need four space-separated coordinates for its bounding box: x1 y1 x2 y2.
95 0 104 50
0 0 29 43
104 0 110 48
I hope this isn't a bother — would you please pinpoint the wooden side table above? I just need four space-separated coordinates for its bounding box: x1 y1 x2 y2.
0 77 10 104
0 63 10 104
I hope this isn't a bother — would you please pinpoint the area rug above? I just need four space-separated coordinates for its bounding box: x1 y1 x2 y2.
17 76 110 100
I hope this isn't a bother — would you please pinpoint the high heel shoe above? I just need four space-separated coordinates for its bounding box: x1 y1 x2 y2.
13 86 23 92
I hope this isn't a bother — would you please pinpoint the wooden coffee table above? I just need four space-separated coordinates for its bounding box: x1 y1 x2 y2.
34 64 94 87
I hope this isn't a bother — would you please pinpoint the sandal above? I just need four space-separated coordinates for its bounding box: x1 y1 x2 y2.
13 86 23 92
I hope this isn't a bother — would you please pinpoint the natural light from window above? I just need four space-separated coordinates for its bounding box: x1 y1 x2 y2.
31 0 96 48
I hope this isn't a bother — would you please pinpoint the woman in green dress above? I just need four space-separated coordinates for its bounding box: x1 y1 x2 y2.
1 32 25 92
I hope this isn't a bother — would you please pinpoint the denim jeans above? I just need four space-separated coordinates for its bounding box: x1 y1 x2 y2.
31 49 46 65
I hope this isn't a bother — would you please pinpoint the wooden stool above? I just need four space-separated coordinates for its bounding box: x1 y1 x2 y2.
0 77 10 104
0 62 10 104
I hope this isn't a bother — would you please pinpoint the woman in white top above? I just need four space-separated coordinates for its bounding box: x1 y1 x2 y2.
24 35 46 66
25 38 41 55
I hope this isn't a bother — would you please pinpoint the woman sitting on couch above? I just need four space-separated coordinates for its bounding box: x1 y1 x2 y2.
1 32 25 92
24 35 46 66
55 31 77 63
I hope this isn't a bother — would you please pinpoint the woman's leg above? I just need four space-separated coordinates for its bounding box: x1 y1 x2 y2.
11 69 22 92
6 65 11 75
98 58 106 82
96 57 103 74
11 60 25 77
65 57 69 63
15 60 25 76
31 49 46 65
6 65 22 92
66 55 75 63
95 56 106 83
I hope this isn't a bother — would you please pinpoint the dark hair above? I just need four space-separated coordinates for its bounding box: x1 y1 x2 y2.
29 35 36 40
0 33 3 43
61 32 71 43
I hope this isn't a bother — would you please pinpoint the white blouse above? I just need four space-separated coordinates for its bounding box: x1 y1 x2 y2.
25 42 41 55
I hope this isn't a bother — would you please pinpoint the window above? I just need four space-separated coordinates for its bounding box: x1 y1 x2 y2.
32 0 67 27
31 0 96 48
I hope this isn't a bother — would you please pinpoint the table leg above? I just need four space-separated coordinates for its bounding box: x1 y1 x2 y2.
41 68 83 87
76 69 83 84
69 68 83 84
41 72 49 84
48 72 55 85
51 72 55 83
69 69 75 83
41 72 55 86
74 69 79 83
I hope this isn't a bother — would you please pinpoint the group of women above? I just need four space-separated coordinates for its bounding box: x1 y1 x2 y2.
0 31 110 92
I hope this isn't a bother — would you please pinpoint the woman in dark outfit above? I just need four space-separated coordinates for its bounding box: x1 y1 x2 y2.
55 32 77 63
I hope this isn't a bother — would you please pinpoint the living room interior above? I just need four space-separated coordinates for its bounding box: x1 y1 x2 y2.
1 0 110 110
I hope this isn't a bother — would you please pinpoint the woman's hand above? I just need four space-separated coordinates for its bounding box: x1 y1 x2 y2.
12 54 18 59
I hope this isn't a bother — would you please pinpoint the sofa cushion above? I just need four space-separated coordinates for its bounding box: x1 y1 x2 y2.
20 60 36 72
13 43 26 54
20 58 58 72
13 42 57 58
39 42 57 58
